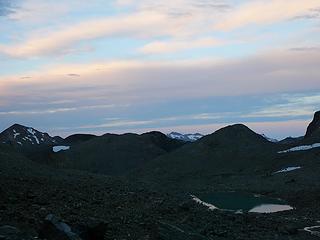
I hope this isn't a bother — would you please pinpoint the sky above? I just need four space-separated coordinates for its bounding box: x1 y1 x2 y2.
0 0 320 139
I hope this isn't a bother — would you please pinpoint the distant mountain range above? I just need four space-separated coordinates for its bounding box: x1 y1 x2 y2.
167 132 204 142
1 110 320 179
260 134 279 143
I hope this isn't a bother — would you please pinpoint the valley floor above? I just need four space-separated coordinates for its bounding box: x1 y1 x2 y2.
1 161 320 240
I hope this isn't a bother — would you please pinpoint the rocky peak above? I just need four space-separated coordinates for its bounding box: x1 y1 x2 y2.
0 124 62 147
305 111 320 138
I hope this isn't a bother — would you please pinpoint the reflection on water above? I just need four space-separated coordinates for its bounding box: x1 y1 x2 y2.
191 192 293 214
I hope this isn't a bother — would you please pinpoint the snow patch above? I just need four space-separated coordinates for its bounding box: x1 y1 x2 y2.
249 204 293 213
278 143 320 153
261 134 278 143
13 131 20 139
168 132 203 142
186 134 203 141
53 146 70 153
274 166 302 174
27 128 40 144
33 135 40 144
191 195 218 210
27 128 36 135
303 226 320 237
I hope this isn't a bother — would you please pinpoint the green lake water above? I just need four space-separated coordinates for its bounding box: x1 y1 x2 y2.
193 192 293 213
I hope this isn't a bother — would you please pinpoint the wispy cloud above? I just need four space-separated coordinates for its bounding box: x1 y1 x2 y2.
0 104 119 116
75 120 156 130
215 0 320 31
1 49 320 109
7 0 91 23
293 7 320 20
0 0 16 16
51 111 229 131
139 38 223 54
243 94 320 118
1 0 319 58
0 11 191 57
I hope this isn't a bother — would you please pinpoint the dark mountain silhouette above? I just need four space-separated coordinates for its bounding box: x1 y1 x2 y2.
1 112 320 239
132 124 281 189
50 131 185 175
278 136 303 145
305 111 320 139
64 133 97 145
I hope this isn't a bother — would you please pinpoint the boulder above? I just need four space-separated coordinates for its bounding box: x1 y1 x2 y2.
0 225 33 240
77 218 108 240
38 214 82 240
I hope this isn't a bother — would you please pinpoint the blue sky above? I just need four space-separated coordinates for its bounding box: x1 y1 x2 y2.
0 0 320 139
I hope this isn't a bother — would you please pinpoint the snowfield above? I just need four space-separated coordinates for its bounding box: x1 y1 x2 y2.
278 143 320 153
303 226 320 237
27 128 40 144
249 204 293 213
191 195 218 210
274 166 302 174
53 146 70 153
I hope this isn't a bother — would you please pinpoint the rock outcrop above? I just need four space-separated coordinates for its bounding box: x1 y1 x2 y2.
305 111 320 138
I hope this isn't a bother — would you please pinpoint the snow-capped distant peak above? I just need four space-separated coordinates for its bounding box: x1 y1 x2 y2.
167 132 204 142
260 134 278 143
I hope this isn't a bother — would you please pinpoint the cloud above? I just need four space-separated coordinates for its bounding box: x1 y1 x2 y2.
215 0 320 31
0 11 192 57
293 8 320 20
243 94 320 118
67 74 81 77
115 0 231 12
289 47 320 52
0 0 16 16
0 104 118 115
139 38 223 54
48 111 228 132
1 49 320 107
2 0 318 58
71 120 157 130
0 0 230 58
6 0 94 23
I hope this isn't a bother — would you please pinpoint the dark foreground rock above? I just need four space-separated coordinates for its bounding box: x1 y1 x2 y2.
158 221 209 240
0 225 34 240
38 214 82 240
1 142 320 240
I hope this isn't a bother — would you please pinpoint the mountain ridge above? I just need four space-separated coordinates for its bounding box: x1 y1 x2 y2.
0 123 63 147
305 110 320 139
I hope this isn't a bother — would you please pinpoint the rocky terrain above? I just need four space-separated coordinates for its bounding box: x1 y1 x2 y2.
1 111 320 239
